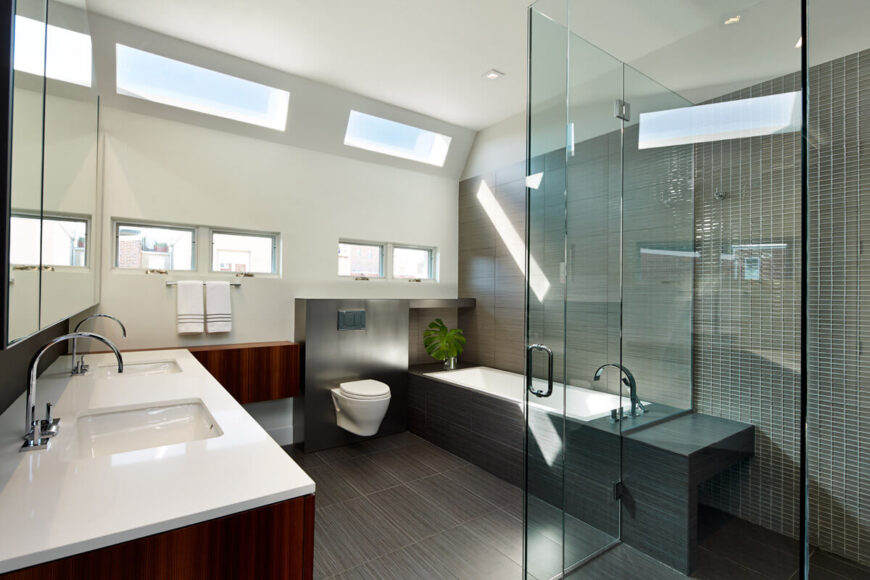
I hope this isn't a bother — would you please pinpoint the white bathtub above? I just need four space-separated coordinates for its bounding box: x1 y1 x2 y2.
425 366 642 422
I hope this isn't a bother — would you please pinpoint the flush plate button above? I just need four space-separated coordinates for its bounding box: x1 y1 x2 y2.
338 309 366 331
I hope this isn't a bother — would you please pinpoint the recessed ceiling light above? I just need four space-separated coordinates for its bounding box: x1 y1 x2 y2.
795 37 803 48
724 15 741 25
484 69 504 80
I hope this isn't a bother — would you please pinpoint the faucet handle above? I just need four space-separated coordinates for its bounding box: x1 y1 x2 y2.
39 402 61 439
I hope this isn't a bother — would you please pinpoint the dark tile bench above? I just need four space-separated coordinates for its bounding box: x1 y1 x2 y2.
407 366 755 575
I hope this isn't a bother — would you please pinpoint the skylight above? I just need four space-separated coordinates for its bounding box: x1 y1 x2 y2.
344 110 452 167
115 44 290 131
14 15 92 87
638 91 801 149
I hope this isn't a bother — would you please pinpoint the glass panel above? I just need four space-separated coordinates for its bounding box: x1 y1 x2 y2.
807 1 870 576
344 110 451 167
115 44 290 131
526 3 569 579
41 216 87 266
338 242 383 277
13 14 91 86
392 247 432 279
561 29 624 573
116 224 195 271
8 0 46 343
620 65 694 421
40 0 99 329
211 232 276 274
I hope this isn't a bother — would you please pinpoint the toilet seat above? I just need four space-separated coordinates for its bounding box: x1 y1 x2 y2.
339 379 390 399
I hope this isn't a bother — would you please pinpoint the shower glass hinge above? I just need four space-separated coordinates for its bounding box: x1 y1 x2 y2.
612 481 625 500
614 99 630 122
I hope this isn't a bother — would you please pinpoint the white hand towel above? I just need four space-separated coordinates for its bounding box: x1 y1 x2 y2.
206 281 232 333
177 280 204 334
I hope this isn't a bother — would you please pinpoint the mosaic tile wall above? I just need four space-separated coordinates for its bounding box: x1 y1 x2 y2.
696 50 869 566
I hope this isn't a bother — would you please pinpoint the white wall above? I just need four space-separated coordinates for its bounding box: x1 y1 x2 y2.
72 105 459 352
462 112 525 180
68 106 460 445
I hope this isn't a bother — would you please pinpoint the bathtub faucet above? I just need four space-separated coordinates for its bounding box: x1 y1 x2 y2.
593 363 646 417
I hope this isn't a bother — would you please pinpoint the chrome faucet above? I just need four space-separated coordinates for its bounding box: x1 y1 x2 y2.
593 363 646 417
22 332 124 452
71 314 126 375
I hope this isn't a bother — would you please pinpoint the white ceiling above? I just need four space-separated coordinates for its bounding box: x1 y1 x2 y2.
79 0 868 133
81 0 531 131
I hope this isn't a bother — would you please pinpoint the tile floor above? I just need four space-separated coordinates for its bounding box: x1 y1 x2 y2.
285 432 870 580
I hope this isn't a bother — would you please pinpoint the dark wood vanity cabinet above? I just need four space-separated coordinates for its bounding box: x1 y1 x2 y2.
1 495 315 580
188 341 301 403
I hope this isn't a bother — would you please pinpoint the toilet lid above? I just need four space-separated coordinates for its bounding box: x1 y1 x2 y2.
340 379 390 398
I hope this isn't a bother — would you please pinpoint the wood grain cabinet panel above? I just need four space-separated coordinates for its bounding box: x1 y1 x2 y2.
1 495 315 580
188 341 300 404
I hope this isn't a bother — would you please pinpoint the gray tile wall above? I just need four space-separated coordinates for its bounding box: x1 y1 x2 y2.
457 162 527 374
409 308 459 366
697 50 869 567
459 129 694 409
806 50 869 565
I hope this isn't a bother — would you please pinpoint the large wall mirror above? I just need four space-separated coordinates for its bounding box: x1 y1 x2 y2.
4 0 99 346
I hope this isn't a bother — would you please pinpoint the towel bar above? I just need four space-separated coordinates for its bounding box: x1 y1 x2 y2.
165 281 242 287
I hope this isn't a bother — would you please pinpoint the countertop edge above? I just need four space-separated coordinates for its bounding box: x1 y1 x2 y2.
0 485 315 574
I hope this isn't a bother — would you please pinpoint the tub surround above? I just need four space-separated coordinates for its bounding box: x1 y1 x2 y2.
409 364 755 574
0 349 314 575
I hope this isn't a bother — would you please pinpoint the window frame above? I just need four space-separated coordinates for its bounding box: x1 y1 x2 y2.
338 239 386 279
11 212 91 268
114 220 197 272
391 243 435 281
209 228 280 275
338 239 437 282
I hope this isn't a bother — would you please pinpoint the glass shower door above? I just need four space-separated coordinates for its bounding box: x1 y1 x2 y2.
525 2 624 577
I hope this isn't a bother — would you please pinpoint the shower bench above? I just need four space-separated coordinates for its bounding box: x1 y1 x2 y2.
621 413 755 574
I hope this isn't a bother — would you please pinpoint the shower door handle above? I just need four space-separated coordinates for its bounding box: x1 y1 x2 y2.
526 344 554 398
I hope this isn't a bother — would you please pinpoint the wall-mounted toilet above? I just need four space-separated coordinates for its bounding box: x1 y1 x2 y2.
331 379 391 436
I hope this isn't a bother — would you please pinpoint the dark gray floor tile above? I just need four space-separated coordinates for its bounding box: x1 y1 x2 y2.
367 484 461 541
700 511 799 556
699 519 799 579
314 503 375 577
406 473 499 524
307 463 362 509
691 547 769 579
349 435 403 455
524 524 564 580
567 544 685 580
378 430 427 448
413 525 523 580
368 446 439 482
336 545 458 580
448 464 523 516
406 441 470 472
283 444 326 470
329 455 402 495
312 444 371 464
341 496 414 556
527 496 615 566
315 496 413 578
463 508 524 563
809 549 870 579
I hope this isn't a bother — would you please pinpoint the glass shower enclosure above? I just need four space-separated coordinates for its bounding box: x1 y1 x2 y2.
524 0 808 577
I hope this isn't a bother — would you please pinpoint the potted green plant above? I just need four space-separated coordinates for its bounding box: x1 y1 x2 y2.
423 318 466 369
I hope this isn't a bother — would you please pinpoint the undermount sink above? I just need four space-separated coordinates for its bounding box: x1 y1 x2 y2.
98 360 182 378
75 400 222 459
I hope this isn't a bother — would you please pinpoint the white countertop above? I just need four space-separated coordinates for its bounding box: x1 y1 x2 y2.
0 349 315 574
